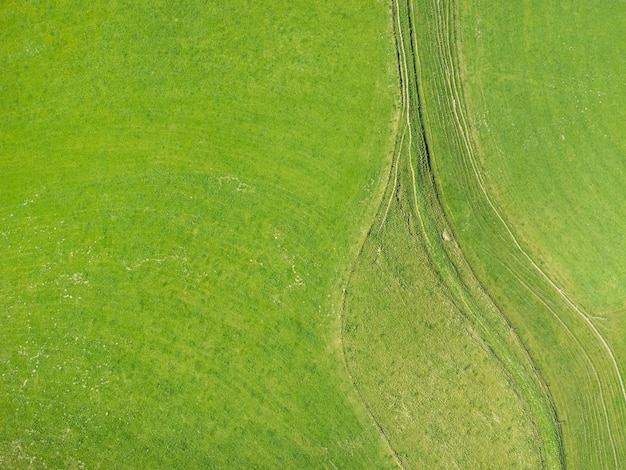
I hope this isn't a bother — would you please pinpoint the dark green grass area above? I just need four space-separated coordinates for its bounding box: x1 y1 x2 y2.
0 1 398 467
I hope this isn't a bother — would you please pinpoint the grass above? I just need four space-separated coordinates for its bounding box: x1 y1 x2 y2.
414 0 626 467
0 1 399 467
456 0 626 321
343 1 562 467
5 0 620 467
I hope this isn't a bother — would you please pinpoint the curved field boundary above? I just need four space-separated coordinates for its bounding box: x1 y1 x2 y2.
414 0 626 467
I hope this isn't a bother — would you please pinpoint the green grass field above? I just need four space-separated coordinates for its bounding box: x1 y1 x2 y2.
417 0 626 468
0 1 399 467
347 0 626 467
3 0 625 467
344 1 561 467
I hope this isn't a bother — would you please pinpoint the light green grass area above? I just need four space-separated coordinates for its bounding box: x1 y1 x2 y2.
419 0 626 467
459 2 626 315
343 1 561 467
0 1 399 467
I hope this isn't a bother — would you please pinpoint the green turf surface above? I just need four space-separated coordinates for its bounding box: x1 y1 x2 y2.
0 1 399 467
417 0 626 467
5 0 621 467
458 1 626 314
344 1 562 467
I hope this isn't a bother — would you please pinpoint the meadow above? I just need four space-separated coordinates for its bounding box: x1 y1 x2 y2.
346 0 626 467
0 1 399 467
4 0 623 467
418 0 626 467
344 1 561 467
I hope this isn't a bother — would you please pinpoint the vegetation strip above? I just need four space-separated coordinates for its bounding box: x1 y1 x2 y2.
343 0 563 467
